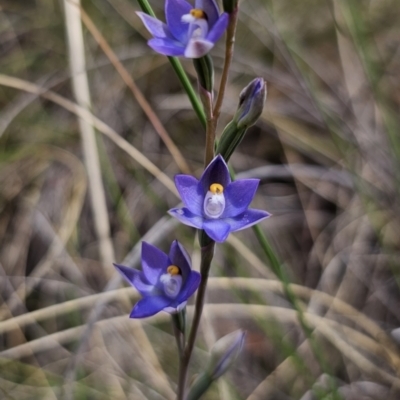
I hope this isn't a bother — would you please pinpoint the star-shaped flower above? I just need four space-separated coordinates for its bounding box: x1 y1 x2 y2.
137 0 229 58
114 241 201 318
169 155 271 243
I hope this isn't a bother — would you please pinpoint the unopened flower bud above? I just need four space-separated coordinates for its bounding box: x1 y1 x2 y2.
234 78 267 129
206 330 245 379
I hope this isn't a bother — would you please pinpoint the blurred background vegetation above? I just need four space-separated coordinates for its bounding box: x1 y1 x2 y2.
1 0 400 399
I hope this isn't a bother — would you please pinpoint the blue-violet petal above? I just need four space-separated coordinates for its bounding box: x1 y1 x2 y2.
148 38 185 56
114 263 154 295
195 0 219 28
136 12 172 39
165 0 192 42
141 242 168 284
178 271 201 302
130 296 172 318
222 179 260 218
206 13 229 43
199 155 231 194
168 208 204 229
168 240 191 281
203 219 231 243
174 175 203 215
225 209 271 233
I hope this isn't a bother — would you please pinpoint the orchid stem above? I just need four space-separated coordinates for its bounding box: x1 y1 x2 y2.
177 7 239 399
213 6 238 122
177 239 215 400
170 56 207 129
204 94 215 166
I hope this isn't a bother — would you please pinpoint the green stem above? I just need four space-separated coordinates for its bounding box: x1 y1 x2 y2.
136 0 155 16
177 240 215 400
203 92 215 167
213 5 238 121
169 56 206 129
215 120 247 162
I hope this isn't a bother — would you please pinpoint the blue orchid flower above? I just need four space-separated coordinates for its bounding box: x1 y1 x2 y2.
169 155 271 243
137 0 229 58
114 241 201 318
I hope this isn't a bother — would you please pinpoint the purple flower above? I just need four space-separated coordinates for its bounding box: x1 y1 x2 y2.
137 0 229 58
169 155 271 243
114 241 201 318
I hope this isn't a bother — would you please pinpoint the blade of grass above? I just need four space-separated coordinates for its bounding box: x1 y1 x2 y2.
63 0 115 278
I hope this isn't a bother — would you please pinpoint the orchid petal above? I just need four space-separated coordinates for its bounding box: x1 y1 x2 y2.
166 0 192 42
174 175 203 214
199 155 231 194
184 38 214 58
195 0 219 28
168 207 204 229
113 264 154 295
148 38 185 56
222 179 260 218
130 296 172 318
169 240 192 281
178 271 201 302
141 242 168 284
136 12 172 39
225 209 271 232
206 13 229 43
203 219 231 243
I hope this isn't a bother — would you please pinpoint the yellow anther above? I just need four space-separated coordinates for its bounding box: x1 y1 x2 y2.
167 265 180 275
190 9 207 19
210 183 224 194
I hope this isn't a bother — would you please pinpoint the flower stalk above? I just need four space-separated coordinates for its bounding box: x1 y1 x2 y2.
213 4 239 122
177 239 215 400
